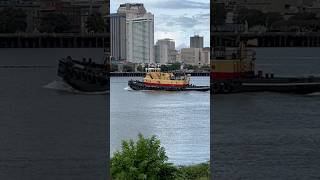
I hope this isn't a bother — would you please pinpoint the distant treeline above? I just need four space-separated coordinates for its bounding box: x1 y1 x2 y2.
0 8 106 33
214 5 320 32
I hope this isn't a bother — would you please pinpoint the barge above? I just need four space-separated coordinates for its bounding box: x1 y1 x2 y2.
211 43 320 94
57 56 109 92
128 68 210 92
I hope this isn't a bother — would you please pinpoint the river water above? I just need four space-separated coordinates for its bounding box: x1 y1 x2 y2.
0 49 108 180
213 48 320 179
110 76 210 165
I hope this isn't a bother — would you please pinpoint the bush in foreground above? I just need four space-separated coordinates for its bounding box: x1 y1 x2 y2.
111 134 210 180
111 133 176 179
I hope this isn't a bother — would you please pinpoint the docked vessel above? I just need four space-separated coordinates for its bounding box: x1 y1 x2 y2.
57 56 109 92
128 68 209 91
211 43 320 94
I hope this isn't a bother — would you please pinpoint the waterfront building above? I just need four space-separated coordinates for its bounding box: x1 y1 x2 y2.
118 3 154 64
190 35 204 48
126 12 154 64
181 47 210 65
110 13 126 61
181 48 201 65
154 38 176 64
200 47 210 65
117 3 146 17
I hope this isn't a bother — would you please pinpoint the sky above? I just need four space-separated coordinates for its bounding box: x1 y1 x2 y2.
110 0 210 49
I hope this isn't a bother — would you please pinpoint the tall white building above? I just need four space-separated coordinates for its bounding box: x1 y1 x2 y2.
117 3 146 16
154 38 176 64
110 13 126 61
117 3 154 64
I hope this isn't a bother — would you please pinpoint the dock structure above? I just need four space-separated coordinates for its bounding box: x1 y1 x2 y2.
0 33 110 48
212 32 320 47
110 72 210 77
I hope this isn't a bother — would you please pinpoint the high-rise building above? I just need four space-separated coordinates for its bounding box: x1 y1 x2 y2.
117 3 154 64
117 3 146 17
126 12 154 64
181 48 201 65
190 35 204 48
200 47 210 65
154 38 176 64
110 13 126 61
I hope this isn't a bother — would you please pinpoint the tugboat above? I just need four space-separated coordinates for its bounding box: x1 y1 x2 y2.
211 42 320 94
128 68 210 91
57 55 109 92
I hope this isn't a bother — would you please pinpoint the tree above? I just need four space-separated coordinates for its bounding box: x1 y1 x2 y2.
235 8 266 28
111 133 177 179
264 12 283 28
39 12 71 33
86 12 106 33
137 65 144 72
0 8 27 33
122 64 134 72
171 62 181 71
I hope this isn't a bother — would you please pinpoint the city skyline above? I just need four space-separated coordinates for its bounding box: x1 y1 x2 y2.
111 0 210 49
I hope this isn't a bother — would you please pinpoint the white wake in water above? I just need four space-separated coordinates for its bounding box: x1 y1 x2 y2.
124 86 133 91
43 80 109 95
308 92 320 96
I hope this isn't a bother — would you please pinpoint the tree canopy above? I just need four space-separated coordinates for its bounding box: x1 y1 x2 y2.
39 12 71 33
86 12 106 33
111 133 176 179
235 8 266 28
0 8 27 33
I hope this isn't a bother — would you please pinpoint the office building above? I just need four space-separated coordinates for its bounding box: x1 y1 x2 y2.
190 35 204 48
110 13 126 61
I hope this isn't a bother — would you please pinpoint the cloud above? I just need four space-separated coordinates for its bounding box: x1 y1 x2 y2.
111 0 210 47
149 0 210 9
157 13 209 29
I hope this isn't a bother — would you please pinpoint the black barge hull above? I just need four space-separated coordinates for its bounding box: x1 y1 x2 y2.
128 80 210 92
212 77 320 94
58 59 109 92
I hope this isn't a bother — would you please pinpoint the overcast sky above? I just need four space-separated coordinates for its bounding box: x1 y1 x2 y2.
110 0 210 49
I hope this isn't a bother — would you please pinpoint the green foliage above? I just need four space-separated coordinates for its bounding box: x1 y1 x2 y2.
39 12 71 33
122 64 134 72
137 65 144 72
160 63 181 72
175 162 210 180
235 8 266 28
171 62 182 71
111 64 118 72
0 8 27 33
86 12 106 33
111 133 177 179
